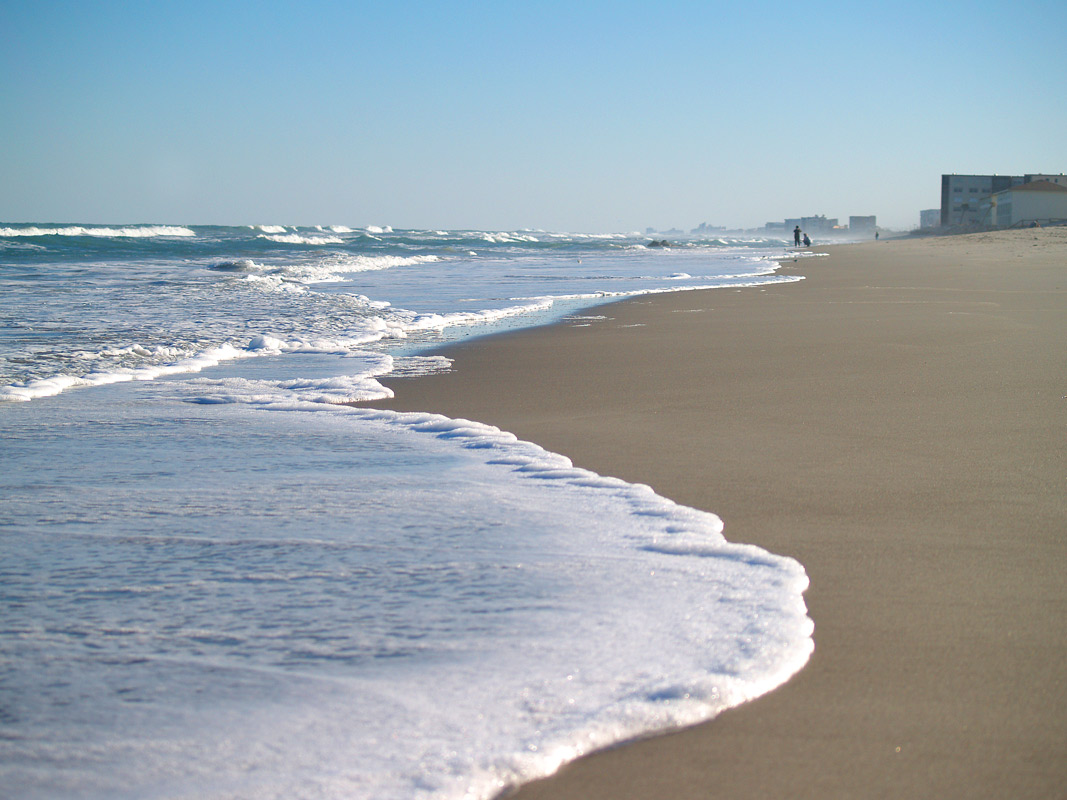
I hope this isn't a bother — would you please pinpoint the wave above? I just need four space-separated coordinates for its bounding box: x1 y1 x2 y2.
257 233 345 245
0 344 252 402
0 320 404 403
330 253 442 273
0 225 196 238
188 353 396 405
209 258 260 272
392 299 555 333
212 254 446 294
481 232 541 244
543 231 635 240
0 273 529 405
247 254 445 286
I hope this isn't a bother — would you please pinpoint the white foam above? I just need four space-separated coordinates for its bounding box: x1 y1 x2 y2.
244 323 402 353
392 299 555 332
328 253 442 274
0 361 813 800
387 355 453 377
0 305 413 403
258 233 345 245
0 298 406 404
516 274 803 303
188 371 394 405
544 231 632 240
211 255 443 290
0 344 254 402
340 409 812 798
0 225 195 238
481 232 541 243
245 273 312 293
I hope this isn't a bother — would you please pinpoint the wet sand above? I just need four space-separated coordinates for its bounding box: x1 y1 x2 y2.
367 229 1067 798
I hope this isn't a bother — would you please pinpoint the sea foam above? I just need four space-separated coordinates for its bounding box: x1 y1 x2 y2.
0 389 812 800
0 225 195 237
258 232 345 245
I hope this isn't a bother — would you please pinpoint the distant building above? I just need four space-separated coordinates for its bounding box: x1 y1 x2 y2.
920 209 941 229
989 181 1067 227
941 174 1024 228
1025 174 1067 187
801 215 837 234
849 216 877 236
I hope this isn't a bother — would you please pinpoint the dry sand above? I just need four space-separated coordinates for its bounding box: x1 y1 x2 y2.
367 229 1067 798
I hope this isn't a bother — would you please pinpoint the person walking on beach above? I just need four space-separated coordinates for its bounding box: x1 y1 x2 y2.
793 225 801 247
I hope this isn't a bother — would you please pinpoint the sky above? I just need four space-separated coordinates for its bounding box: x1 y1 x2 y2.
2 0 1065 232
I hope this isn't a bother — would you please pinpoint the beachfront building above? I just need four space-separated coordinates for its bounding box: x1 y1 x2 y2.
920 209 941 229
691 222 727 234
988 180 1067 227
1025 173 1067 187
801 215 838 234
849 216 877 236
939 173 1065 228
941 174 1024 227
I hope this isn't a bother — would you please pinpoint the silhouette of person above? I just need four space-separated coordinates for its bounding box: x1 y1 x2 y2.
794 225 801 246
802 233 811 247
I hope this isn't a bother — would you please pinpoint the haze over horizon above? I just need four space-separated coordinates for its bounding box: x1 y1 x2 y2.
2 0 1064 232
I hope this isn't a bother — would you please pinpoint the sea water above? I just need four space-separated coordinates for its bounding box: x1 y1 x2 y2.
0 225 814 799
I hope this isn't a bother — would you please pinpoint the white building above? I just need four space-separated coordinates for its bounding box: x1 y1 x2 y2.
941 174 1023 227
989 181 1067 227
940 173 1065 227
920 209 941 229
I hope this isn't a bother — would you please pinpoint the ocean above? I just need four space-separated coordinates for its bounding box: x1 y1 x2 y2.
0 224 814 799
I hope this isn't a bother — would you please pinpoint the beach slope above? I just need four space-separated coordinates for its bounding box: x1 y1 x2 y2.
369 229 1067 798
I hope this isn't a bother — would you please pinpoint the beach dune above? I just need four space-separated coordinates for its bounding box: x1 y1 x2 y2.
369 229 1067 798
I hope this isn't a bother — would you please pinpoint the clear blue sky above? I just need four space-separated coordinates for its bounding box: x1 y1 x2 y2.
2 0 1064 231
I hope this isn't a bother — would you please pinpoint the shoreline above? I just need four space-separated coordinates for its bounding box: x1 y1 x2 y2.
365 229 1067 798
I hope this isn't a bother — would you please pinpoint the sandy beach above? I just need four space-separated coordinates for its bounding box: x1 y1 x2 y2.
367 229 1067 798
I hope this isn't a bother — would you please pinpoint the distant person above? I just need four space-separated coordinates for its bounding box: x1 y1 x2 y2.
875 231 879 240
794 225 801 246
802 233 811 247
